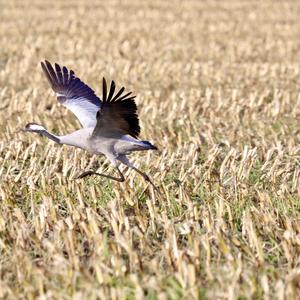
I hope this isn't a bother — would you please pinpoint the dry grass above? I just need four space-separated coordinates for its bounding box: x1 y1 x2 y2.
0 0 300 299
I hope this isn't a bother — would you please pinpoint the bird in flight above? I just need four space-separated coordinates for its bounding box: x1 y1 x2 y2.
24 60 158 189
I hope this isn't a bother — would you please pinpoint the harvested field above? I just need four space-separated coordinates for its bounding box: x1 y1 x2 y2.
0 0 299 299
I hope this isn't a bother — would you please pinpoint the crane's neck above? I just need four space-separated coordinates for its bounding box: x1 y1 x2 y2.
24 123 61 143
41 129 60 143
24 123 93 150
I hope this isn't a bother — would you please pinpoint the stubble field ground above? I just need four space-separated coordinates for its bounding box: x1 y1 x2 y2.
0 0 299 299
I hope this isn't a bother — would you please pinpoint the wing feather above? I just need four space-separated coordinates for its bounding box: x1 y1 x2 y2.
107 81 115 102
62 66 69 85
55 63 63 83
45 61 58 84
41 60 101 128
102 77 107 102
115 91 132 102
93 78 140 138
111 86 125 101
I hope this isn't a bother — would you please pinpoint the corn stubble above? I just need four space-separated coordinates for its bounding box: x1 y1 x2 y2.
0 1 300 299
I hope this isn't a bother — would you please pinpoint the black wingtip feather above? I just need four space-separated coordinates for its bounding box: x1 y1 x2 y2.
40 60 101 108
41 61 54 87
116 91 133 102
62 66 68 85
102 77 107 102
99 78 140 138
55 63 63 84
111 86 125 102
107 80 116 102
44 60 58 83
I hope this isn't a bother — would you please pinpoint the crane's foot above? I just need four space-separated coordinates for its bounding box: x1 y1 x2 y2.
131 167 161 194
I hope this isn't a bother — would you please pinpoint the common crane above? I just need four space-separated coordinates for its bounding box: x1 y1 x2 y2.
24 61 158 189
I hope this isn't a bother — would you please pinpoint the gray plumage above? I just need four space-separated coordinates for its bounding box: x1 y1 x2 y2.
24 60 158 188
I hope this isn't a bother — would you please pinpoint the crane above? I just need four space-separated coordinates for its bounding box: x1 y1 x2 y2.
24 60 158 189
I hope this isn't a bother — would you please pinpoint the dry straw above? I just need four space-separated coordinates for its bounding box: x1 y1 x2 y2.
0 0 299 299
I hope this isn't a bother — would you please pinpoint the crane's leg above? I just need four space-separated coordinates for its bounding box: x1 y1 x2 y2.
76 167 125 182
118 155 160 193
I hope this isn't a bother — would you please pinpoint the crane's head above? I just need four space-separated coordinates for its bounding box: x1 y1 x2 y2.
23 123 47 132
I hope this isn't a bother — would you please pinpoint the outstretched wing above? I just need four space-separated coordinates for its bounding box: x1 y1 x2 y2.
93 78 140 138
41 60 101 128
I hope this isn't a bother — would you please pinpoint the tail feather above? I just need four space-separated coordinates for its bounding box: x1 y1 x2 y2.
142 141 158 150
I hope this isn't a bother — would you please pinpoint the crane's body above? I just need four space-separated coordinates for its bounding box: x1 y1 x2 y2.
24 61 158 187
26 124 153 159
